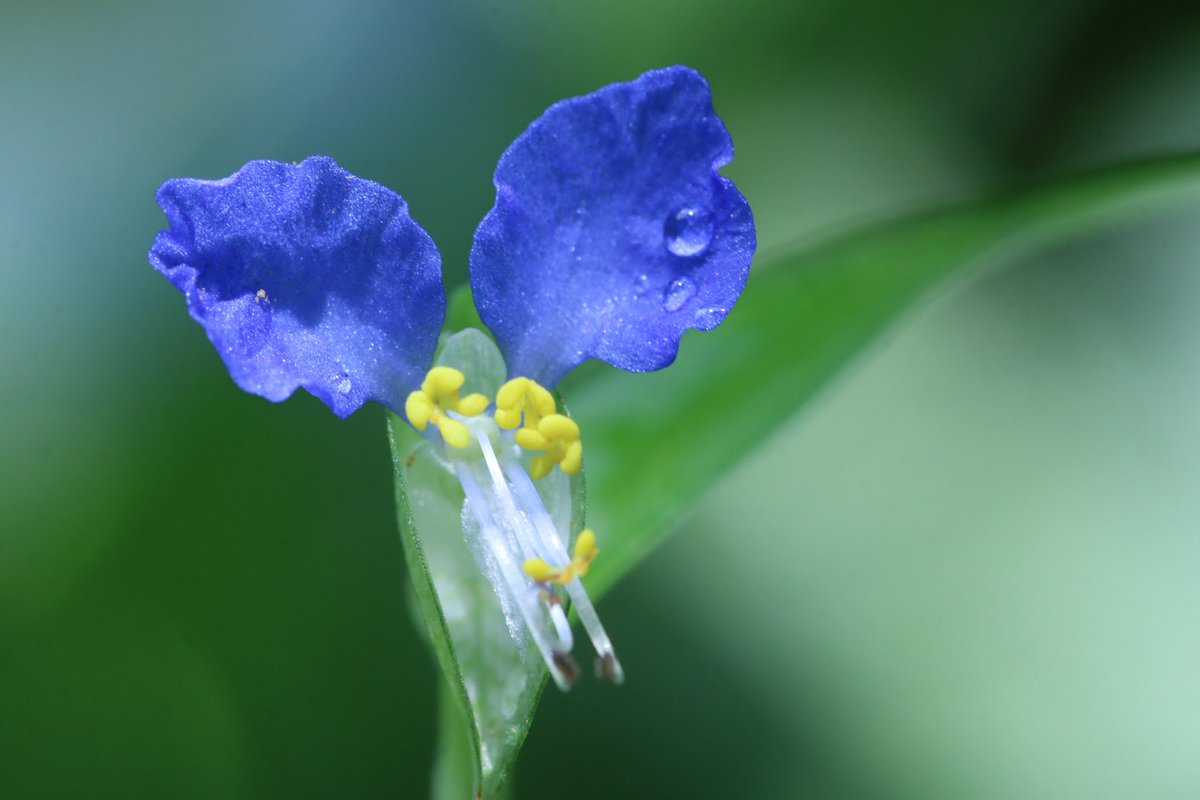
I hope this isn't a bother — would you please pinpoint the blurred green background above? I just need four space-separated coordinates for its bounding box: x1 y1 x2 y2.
3 0 1200 797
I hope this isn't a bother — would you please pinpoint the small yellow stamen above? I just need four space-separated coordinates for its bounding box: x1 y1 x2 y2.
515 412 583 478
522 528 600 585
436 417 471 449
422 366 463 396
404 391 435 429
404 366 490 448
456 392 490 417
522 558 561 584
572 529 598 575
495 377 556 430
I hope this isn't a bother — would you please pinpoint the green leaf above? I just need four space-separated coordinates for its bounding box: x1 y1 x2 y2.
388 330 583 800
563 152 1200 597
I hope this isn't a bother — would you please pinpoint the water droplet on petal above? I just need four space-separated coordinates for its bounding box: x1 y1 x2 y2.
634 274 651 296
664 207 714 257
663 277 695 311
333 371 352 394
693 306 724 327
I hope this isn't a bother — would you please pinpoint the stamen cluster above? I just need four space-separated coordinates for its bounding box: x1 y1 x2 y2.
405 363 620 688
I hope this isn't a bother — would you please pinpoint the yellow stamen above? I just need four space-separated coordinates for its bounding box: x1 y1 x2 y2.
514 411 583 478
457 393 490 417
404 391 434 429
404 366 490 448
560 439 583 474
422 365 464 396
521 528 601 585
495 377 556 430
435 416 471 449
572 529 598 574
522 557 562 583
514 427 548 450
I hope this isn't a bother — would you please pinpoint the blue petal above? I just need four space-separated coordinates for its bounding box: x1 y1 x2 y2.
149 156 444 418
470 66 756 388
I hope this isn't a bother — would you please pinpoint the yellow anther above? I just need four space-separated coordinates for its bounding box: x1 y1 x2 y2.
530 455 556 481
495 377 556 430
517 412 583 478
405 391 435 429
522 557 561 584
421 366 464 396
453 393 486 418
514 426 548 451
560 439 583 475
539 414 579 441
521 528 600 585
405 366 490 449
573 529 597 567
436 417 471 449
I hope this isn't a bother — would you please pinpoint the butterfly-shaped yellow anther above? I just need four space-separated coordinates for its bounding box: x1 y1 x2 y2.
514 413 583 478
494 376 556 430
404 366 489 449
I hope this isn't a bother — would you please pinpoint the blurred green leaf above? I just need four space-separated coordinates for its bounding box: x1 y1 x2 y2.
565 152 1200 597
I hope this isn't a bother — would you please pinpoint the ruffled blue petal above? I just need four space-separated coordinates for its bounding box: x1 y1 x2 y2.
149 156 444 418
470 65 755 388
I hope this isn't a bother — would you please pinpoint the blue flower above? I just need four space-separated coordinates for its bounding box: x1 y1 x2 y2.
149 156 445 419
150 65 755 687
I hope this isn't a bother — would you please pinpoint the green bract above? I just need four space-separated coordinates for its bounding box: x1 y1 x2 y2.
389 331 586 799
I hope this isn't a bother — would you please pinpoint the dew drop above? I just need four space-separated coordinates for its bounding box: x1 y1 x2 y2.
333 371 352 394
634 274 651 296
693 306 724 327
663 277 695 311
663 207 714 257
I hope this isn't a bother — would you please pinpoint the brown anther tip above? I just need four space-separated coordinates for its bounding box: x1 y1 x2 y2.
541 589 563 607
552 650 581 684
595 651 622 683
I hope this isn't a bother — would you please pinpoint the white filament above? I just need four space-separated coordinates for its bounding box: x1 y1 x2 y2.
451 414 622 687
502 454 623 682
